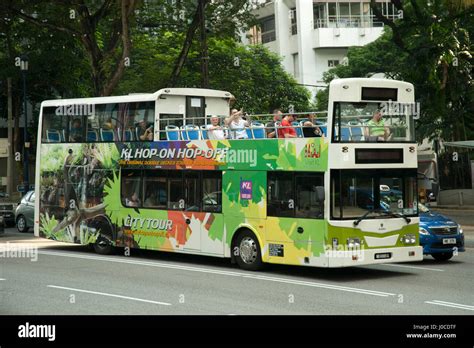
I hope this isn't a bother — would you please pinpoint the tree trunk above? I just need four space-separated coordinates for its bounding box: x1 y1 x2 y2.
169 0 209 87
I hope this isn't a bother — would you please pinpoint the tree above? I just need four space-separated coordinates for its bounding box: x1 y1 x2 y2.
3 0 138 96
115 36 310 114
316 1 473 142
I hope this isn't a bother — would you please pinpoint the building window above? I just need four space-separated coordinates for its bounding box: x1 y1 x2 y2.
292 53 299 79
328 60 340 67
260 15 276 43
290 8 297 35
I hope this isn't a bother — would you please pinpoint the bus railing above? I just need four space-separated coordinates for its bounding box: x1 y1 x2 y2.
42 111 410 143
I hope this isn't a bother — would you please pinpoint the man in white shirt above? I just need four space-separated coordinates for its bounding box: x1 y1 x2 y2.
207 115 226 140
225 109 250 139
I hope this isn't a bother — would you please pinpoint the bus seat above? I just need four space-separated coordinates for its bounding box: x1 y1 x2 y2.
274 121 281 138
200 125 209 140
166 125 181 141
246 128 253 139
47 130 61 142
340 127 350 141
351 126 363 141
320 125 327 137
87 129 98 142
124 129 134 141
292 121 303 138
180 126 189 141
251 122 266 139
184 125 200 140
100 128 115 142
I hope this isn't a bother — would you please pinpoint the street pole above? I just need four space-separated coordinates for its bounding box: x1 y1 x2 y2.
7 78 13 197
20 57 29 193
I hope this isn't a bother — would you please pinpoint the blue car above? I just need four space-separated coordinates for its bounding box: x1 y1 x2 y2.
418 203 465 261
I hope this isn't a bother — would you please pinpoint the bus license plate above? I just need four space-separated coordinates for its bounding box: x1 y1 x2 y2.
442 238 456 245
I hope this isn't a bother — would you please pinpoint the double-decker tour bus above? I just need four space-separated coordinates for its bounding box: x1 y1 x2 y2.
34 78 422 270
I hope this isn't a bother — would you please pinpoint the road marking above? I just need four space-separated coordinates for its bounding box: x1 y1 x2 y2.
0 278 5 281
379 263 444 272
47 285 171 306
242 274 395 297
425 300 474 311
38 250 395 298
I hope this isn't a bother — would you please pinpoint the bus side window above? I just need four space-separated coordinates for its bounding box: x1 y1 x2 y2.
202 171 222 213
295 174 324 219
121 169 142 207
267 172 294 217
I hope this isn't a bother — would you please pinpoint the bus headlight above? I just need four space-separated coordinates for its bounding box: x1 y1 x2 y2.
458 225 463 234
347 238 361 249
403 234 416 244
419 228 430 236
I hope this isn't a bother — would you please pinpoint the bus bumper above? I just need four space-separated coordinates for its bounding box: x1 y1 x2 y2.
326 246 423 268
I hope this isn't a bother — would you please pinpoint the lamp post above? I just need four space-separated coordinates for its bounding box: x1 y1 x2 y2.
20 55 29 192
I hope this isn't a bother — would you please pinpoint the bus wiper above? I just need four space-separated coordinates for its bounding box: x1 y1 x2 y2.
353 209 380 226
381 210 411 224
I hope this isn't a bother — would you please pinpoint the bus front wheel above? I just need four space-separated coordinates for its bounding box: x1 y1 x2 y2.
233 230 263 271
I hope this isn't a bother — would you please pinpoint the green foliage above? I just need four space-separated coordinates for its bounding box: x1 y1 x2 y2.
116 36 310 113
316 1 473 142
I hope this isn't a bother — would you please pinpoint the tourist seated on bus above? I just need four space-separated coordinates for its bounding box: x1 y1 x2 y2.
137 119 153 141
266 109 282 138
225 109 250 139
277 114 297 138
69 118 83 142
302 114 322 138
125 192 141 207
364 109 392 141
207 115 226 140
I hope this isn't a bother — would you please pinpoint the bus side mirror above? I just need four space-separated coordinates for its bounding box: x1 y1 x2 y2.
315 186 325 203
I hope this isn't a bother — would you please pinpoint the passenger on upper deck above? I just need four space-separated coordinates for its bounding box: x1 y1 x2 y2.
302 114 322 138
69 118 83 142
266 109 282 138
138 119 153 141
364 109 392 141
278 114 297 138
207 115 226 140
225 109 250 140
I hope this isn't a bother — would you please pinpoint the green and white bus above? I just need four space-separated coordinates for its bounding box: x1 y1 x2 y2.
34 78 422 270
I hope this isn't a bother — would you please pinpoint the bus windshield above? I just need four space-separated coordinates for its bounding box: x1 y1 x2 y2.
333 102 416 143
332 169 418 219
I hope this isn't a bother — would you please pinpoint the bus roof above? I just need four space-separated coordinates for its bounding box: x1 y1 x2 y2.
329 78 414 90
40 88 234 107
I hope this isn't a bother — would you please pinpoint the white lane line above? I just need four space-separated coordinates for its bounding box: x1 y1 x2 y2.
379 263 444 272
47 285 171 306
0 278 5 281
242 274 395 297
425 300 474 311
38 250 395 298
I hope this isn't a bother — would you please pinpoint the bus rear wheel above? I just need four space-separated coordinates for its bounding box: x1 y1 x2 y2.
93 235 114 255
234 230 263 271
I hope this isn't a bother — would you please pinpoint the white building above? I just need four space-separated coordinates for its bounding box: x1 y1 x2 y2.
243 0 400 96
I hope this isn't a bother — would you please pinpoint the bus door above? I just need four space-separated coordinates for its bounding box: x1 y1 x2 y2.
266 172 326 262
